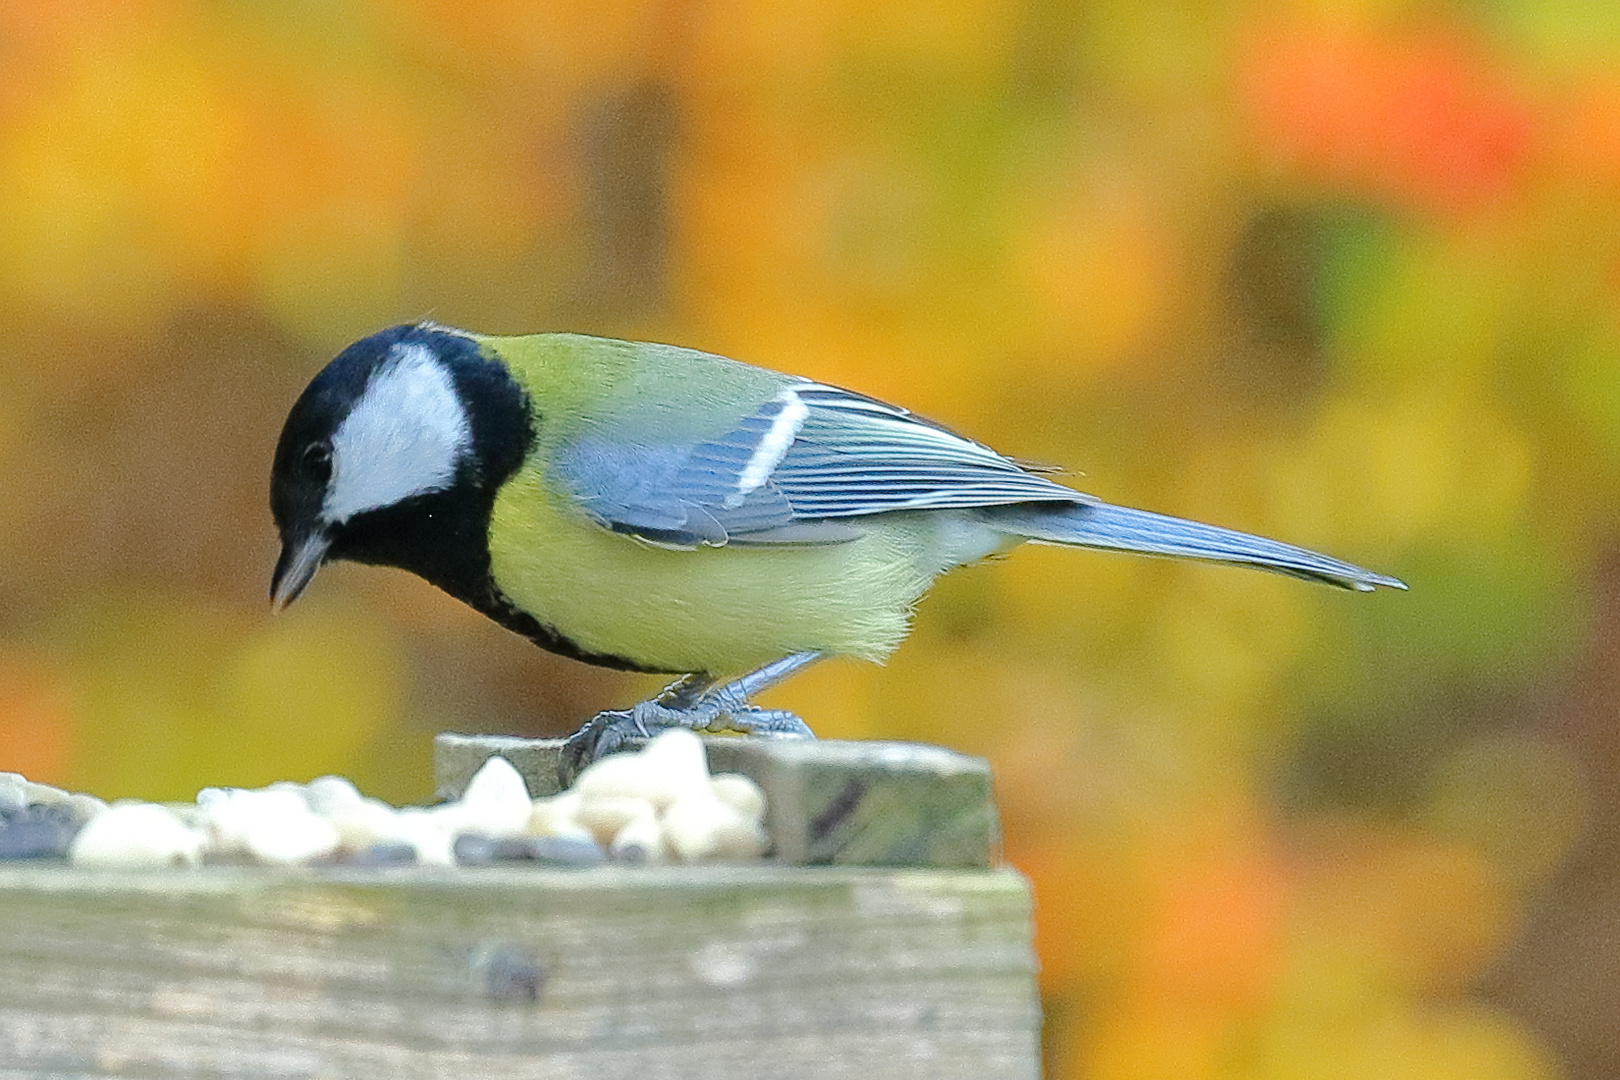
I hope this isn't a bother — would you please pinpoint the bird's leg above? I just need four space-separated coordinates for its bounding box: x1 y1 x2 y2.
651 672 713 710
698 651 822 733
558 651 824 784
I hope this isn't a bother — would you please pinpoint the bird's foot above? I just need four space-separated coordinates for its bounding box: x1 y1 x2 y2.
558 693 814 787
557 652 826 786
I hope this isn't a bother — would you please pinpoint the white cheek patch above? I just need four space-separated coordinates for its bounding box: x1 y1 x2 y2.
322 342 473 523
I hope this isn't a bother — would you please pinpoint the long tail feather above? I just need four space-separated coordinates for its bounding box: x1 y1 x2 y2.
993 502 1406 592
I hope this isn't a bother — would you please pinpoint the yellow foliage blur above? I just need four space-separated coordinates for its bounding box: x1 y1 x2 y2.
1 0 1616 1076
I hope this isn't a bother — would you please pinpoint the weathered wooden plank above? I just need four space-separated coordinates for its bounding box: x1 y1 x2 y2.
435 733 572 799
434 734 1001 869
0 865 1039 1079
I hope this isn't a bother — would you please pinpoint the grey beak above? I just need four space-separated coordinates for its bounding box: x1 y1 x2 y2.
270 531 330 611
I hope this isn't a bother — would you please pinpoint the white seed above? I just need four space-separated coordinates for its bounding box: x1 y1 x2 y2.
609 813 668 864
65 793 108 826
241 807 340 866
662 794 764 862
575 795 657 846
162 802 207 830
451 757 532 838
327 798 405 851
435 800 524 841
539 817 599 847
200 787 309 857
196 788 252 854
708 773 766 824
0 773 27 814
570 729 713 809
636 728 713 808
463 755 532 802
304 775 364 817
22 780 70 808
660 800 721 861
393 808 455 867
709 815 768 860
527 792 584 837
571 752 658 802
69 802 204 869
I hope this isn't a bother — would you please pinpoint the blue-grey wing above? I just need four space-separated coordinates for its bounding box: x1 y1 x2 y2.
551 381 1085 548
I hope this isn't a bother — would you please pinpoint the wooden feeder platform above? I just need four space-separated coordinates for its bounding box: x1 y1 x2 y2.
0 736 1041 1078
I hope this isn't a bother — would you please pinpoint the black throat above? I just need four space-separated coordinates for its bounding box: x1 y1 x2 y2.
327 328 671 673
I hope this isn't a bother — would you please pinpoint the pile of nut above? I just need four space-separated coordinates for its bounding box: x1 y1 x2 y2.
0 729 767 869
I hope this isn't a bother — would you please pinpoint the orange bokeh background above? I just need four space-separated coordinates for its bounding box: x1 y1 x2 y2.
2 2 1617 1076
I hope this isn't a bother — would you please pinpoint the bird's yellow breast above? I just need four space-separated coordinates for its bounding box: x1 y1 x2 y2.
486 463 936 674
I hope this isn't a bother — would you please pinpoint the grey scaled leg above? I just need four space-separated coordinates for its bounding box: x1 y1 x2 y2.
558 651 824 785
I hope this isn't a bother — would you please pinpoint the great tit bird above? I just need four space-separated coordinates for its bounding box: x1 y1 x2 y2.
270 324 1404 770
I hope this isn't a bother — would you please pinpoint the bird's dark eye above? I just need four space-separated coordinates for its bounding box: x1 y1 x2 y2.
300 442 333 484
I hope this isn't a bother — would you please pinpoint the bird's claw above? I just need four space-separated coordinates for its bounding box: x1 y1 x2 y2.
557 698 814 787
711 706 814 739
556 708 637 785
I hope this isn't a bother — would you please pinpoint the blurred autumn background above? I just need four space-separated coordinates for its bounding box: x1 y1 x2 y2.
2 0 1617 1075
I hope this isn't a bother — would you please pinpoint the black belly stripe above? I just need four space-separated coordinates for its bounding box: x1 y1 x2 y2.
473 583 693 675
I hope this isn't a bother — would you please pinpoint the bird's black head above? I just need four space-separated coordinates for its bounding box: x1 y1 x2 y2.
269 324 533 610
